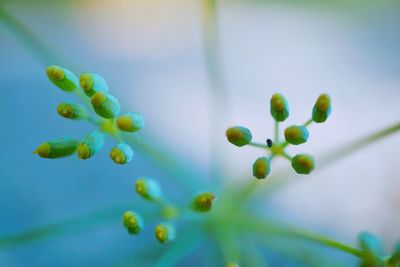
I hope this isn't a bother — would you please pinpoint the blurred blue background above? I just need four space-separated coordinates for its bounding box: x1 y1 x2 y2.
1 0 400 266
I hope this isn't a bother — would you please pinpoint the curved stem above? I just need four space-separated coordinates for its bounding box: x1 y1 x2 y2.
240 217 362 258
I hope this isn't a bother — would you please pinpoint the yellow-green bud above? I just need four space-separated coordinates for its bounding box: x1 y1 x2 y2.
191 192 215 212
291 154 314 174
270 93 289 122
312 94 332 123
57 103 86 120
122 211 143 235
226 126 252 147
116 112 145 133
358 232 384 266
46 65 79 92
91 92 121 119
135 178 162 201
77 131 106 159
284 125 309 145
79 73 109 97
252 157 271 179
155 223 176 244
34 137 79 159
226 263 240 267
110 143 134 164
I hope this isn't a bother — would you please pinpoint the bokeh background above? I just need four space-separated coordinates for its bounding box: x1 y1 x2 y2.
0 0 399 266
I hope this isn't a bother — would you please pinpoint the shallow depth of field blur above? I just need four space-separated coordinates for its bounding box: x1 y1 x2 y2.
1 0 399 266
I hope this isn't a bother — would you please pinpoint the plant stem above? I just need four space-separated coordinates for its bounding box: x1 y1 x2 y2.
319 121 400 168
275 120 279 143
303 118 313 127
249 142 269 149
240 217 363 258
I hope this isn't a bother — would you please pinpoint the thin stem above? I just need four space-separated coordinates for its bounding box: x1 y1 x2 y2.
281 151 292 161
303 118 313 127
201 0 230 183
281 141 289 149
249 142 269 149
319 121 400 168
0 203 157 250
240 217 363 258
274 120 279 143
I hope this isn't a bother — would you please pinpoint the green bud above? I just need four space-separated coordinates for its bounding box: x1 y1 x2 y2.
155 223 176 244
34 137 79 159
46 65 79 92
110 143 134 164
312 94 332 123
252 157 271 179
226 263 240 267
122 211 143 235
116 112 145 133
270 93 289 122
91 92 121 119
135 178 162 201
284 125 309 145
291 154 314 174
77 130 106 159
191 192 215 212
388 242 400 266
79 73 109 97
226 126 252 147
56 102 86 120
358 232 384 266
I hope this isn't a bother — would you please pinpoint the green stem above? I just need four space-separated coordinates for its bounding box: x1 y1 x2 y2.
0 203 145 250
202 0 230 182
319 121 400 168
249 142 269 149
281 151 292 161
274 120 279 143
303 118 313 127
241 217 362 258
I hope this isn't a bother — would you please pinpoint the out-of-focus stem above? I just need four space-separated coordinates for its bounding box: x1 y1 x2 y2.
318 121 400 168
202 0 230 182
241 217 363 258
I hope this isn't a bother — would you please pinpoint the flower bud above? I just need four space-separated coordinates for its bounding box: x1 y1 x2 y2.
270 93 289 122
122 211 143 235
135 178 162 201
252 157 271 179
116 112 145 133
291 154 314 174
91 92 121 119
284 125 309 145
46 65 79 92
77 130 106 159
312 94 332 123
57 103 86 120
191 192 215 212
155 223 176 244
79 73 109 97
358 232 384 266
388 242 400 265
226 263 240 267
34 137 79 158
226 126 252 147
110 143 134 164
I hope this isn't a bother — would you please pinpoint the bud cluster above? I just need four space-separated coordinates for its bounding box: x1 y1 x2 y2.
226 93 332 179
34 65 145 165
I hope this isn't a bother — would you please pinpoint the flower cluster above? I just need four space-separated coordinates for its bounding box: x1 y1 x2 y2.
34 65 145 165
123 178 215 244
226 93 332 179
